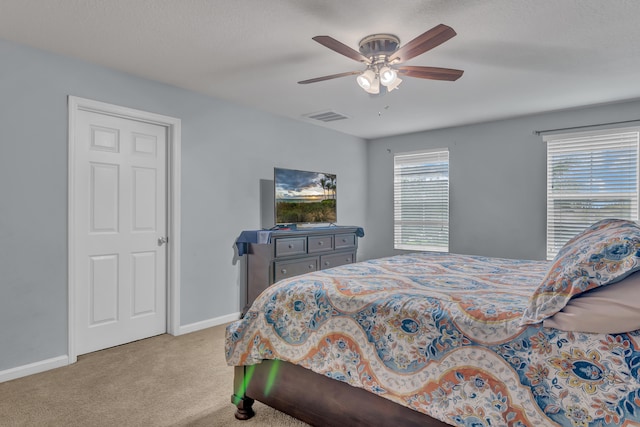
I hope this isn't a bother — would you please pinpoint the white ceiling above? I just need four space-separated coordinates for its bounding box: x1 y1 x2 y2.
2 0 640 139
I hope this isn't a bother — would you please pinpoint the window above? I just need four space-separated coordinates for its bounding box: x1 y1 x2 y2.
394 149 449 252
545 128 640 259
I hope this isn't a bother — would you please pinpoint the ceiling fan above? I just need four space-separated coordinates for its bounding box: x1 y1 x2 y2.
298 24 464 95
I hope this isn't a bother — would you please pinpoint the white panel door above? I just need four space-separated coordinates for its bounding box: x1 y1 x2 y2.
74 109 167 355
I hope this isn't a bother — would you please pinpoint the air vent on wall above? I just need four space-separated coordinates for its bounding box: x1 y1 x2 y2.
303 110 350 123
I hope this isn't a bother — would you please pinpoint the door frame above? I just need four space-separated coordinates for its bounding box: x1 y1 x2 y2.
67 96 182 363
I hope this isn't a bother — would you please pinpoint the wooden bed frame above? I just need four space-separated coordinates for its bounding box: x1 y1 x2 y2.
231 359 450 426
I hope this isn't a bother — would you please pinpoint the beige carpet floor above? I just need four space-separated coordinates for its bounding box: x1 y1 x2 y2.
0 323 308 426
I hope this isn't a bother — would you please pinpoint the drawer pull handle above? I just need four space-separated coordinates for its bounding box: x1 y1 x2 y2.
342 238 347 243
318 241 323 245
308 264 314 269
288 244 293 249
346 258 351 262
281 269 287 274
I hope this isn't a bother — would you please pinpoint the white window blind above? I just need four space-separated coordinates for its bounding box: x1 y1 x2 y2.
394 149 449 252
546 128 640 259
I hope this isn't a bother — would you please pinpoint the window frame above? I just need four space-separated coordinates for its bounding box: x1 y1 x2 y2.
393 148 450 252
544 126 640 259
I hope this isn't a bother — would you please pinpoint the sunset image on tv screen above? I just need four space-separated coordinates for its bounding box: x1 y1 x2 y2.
274 168 337 224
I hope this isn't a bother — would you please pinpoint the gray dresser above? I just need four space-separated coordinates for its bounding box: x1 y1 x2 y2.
243 226 362 314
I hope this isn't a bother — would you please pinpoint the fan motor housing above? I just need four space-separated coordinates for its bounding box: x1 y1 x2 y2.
358 34 400 59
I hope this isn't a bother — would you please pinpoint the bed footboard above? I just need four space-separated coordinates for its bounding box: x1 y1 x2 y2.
231 360 448 427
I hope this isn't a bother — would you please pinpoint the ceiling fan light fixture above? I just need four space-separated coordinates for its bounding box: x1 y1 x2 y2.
356 69 376 90
365 76 380 94
379 66 397 86
385 77 402 92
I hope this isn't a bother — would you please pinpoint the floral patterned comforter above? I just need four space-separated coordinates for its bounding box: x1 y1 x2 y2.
225 252 640 426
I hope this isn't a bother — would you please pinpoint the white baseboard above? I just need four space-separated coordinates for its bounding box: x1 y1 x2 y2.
177 312 242 335
0 355 69 384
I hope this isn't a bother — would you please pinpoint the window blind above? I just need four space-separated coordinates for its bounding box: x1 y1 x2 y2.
394 149 449 252
546 128 640 259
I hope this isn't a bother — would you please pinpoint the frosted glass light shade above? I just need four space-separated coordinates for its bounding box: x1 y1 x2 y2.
357 69 380 94
366 76 380 94
379 66 397 86
356 69 376 90
385 77 402 92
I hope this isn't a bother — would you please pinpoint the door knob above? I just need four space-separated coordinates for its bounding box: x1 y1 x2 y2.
158 237 168 246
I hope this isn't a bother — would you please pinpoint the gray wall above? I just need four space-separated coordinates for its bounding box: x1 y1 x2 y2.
365 99 640 261
0 40 368 371
4 35 639 375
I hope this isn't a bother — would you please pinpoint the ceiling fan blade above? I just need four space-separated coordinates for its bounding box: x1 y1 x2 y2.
396 66 464 81
312 36 371 63
389 24 457 63
298 71 362 84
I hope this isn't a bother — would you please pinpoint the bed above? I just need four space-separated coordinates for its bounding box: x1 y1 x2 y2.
225 219 640 426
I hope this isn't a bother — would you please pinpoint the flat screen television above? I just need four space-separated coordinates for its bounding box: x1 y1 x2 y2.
274 167 337 225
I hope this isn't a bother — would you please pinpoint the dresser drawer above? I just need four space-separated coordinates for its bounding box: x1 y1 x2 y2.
274 257 318 282
308 235 333 253
275 237 307 257
334 233 356 249
320 252 354 270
